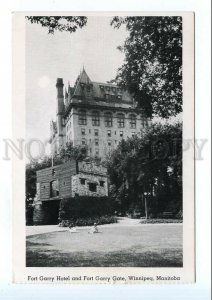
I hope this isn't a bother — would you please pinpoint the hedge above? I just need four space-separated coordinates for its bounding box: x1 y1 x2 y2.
59 196 115 222
58 215 117 227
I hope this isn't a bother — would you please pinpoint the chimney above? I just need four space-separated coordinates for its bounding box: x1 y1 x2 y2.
56 78 64 98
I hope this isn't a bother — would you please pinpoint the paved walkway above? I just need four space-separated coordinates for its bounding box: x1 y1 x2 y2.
26 217 181 237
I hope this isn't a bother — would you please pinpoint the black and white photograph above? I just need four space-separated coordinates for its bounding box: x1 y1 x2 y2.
25 14 184 269
11 12 195 284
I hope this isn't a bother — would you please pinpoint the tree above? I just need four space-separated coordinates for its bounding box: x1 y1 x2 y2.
106 122 182 217
26 16 87 34
111 17 182 118
59 142 87 162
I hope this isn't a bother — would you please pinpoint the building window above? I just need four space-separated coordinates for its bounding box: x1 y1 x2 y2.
80 178 86 185
141 119 148 128
108 140 112 147
104 112 112 127
132 132 136 137
88 183 97 192
95 149 99 156
95 139 99 146
82 138 86 145
100 180 105 187
129 114 136 128
50 180 59 198
120 131 123 138
117 113 125 128
107 130 111 137
94 129 99 136
92 111 100 126
78 110 87 125
81 128 85 135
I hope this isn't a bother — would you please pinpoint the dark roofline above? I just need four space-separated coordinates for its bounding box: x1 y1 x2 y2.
64 101 143 118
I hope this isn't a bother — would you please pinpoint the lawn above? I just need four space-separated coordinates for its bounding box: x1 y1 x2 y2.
26 222 182 267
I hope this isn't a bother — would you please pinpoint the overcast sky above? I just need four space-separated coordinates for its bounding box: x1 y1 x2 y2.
26 16 127 147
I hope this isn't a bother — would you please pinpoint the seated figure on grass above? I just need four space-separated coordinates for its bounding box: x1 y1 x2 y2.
68 223 77 233
88 223 99 234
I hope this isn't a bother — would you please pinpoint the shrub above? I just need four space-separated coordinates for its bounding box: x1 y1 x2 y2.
58 215 117 227
59 196 115 223
140 218 182 224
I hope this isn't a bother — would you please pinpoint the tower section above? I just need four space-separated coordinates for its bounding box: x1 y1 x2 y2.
56 78 65 149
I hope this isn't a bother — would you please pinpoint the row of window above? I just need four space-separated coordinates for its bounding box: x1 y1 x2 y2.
81 135 136 147
99 85 121 94
81 128 124 138
78 110 146 128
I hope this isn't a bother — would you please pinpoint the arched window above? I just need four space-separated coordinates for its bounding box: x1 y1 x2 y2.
129 114 136 128
78 110 87 125
50 180 59 198
92 111 100 126
104 112 113 127
117 113 125 128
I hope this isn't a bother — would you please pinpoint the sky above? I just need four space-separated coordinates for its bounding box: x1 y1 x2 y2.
26 16 128 148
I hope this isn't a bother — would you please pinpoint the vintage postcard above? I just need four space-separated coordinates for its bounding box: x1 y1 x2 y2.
12 12 194 284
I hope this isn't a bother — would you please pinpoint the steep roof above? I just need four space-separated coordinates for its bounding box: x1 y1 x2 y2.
67 67 133 104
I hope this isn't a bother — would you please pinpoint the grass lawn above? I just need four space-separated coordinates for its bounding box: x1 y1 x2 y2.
26 224 182 267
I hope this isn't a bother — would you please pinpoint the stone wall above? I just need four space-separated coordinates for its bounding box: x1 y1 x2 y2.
71 173 108 197
78 160 107 176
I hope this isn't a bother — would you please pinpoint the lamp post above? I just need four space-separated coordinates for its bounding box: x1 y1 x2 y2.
144 192 148 219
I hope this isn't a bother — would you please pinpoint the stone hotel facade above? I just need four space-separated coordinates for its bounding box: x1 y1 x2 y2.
50 68 150 158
